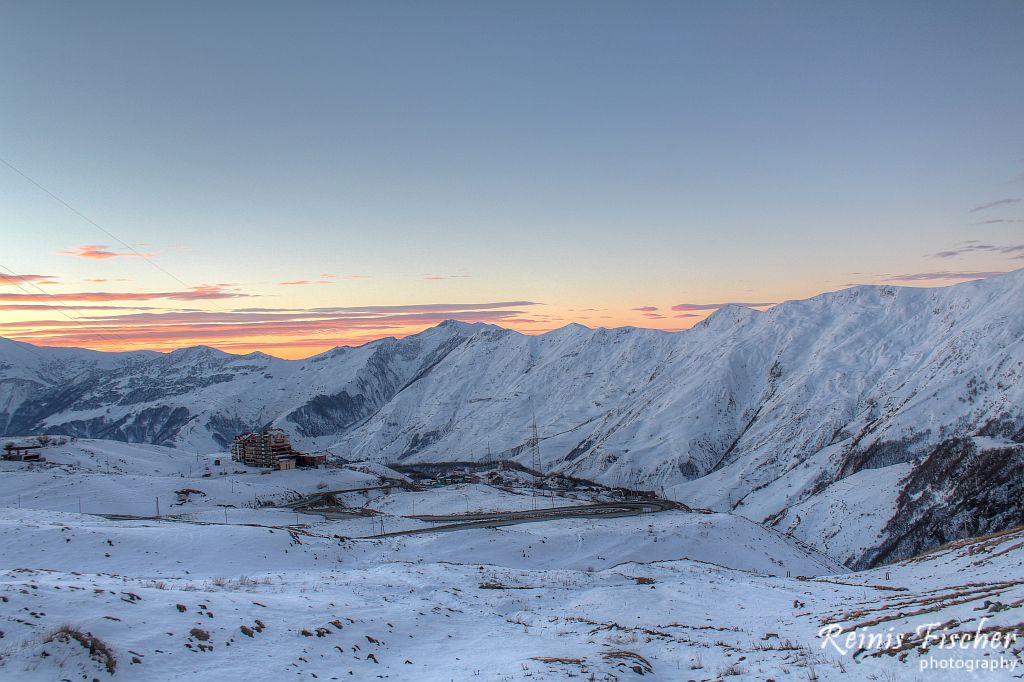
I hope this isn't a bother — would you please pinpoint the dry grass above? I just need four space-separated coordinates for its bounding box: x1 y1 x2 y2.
44 624 117 674
601 649 653 674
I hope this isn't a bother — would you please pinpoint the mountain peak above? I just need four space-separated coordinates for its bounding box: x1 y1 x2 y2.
167 345 232 359
435 319 501 334
699 304 764 329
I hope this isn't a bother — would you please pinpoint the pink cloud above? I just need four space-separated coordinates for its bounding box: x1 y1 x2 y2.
0 284 247 302
279 280 309 286
2 302 542 354
57 244 156 260
671 302 775 311
883 271 1007 282
632 306 658 312
0 273 59 286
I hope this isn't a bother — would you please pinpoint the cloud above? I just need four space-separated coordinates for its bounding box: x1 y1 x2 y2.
673 313 700 318
631 306 658 312
320 273 337 279
671 302 776 311
972 218 1024 225
84 278 130 283
883 271 1007 282
57 244 156 259
928 242 1024 259
423 274 472 280
0 301 542 355
343 275 372 280
0 273 59 286
281 276 343 285
970 198 1021 213
641 312 665 319
0 284 247 302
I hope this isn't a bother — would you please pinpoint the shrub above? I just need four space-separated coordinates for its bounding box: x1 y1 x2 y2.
44 625 117 674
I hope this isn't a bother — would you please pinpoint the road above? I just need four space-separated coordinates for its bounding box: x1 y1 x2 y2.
375 499 686 537
100 489 686 539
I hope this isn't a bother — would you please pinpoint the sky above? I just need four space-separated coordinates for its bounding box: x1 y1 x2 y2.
1 0 1022 359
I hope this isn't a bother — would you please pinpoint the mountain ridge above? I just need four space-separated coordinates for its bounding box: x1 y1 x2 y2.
2 269 1023 567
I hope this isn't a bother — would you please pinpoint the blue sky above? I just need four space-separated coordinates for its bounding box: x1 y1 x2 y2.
1 1 1022 356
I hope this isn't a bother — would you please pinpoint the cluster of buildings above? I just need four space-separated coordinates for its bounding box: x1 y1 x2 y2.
2 443 45 462
230 429 326 470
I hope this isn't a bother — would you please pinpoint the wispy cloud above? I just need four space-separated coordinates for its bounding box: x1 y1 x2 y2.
0 303 164 311
632 306 658 312
673 313 700 318
423 274 472 281
0 301 542 355
883 271 1007 282
970 198 1020 213
671 301 775 311
57 244 156 260
928 242 1024 259
0 273 59 286
641 312 665 319
84 278 130 283
972 218 1024 226
0 284 247 302
279 280 309 286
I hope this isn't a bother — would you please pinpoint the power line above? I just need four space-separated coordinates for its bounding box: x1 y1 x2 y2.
0 154 271 441
0 155 199 293
0 262 139 353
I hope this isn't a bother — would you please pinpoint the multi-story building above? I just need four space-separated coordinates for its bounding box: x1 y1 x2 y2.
230 429 295 468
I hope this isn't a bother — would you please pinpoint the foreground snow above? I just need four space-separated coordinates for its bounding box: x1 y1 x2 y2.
0 441 1021 680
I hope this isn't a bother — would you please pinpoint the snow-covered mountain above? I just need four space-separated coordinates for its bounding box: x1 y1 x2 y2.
2 270 1023 567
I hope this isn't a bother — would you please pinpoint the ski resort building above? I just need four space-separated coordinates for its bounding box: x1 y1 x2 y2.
229 430 327 470
230 429 296 468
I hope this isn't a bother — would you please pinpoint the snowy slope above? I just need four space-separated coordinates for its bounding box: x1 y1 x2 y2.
2 271 1023 566
2 470 1023 680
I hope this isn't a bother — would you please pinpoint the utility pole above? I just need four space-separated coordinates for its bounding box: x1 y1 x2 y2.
78 496 82 514
531 415 541 510
155 496 160 518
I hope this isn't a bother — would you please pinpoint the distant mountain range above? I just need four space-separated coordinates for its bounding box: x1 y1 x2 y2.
2 270 1022 567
